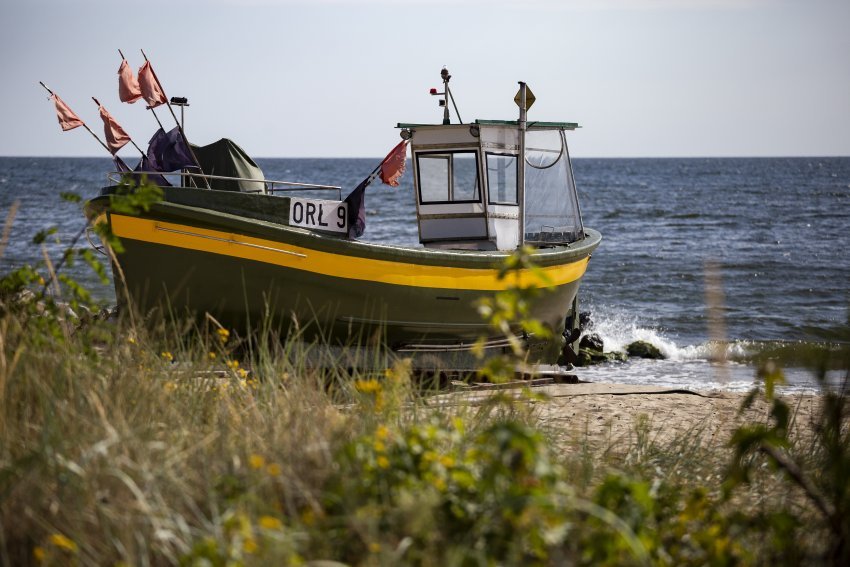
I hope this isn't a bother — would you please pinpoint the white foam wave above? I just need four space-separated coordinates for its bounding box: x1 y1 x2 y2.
584 306 686 359
576 307 823 392
582 305 755 362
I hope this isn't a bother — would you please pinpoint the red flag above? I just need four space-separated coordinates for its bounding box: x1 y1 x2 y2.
379 140 408 187
98 105 131 154
51 94 84 131
137 61 167 109
118 59 142 103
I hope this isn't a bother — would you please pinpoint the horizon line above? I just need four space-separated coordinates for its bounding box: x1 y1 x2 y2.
2 154 850 160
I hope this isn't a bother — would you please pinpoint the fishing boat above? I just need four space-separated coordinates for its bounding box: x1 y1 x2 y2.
84 70 601 364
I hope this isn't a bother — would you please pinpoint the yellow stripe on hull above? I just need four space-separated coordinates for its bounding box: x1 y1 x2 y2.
110 214 589 291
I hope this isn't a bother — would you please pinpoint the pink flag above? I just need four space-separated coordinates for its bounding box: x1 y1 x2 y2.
137 61 167 109
98 105 131 154
379 140 408 187
51 94 84 131
118 59 142 103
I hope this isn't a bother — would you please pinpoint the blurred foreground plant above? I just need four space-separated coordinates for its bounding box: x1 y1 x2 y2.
474 245 559 382
725 315 850 565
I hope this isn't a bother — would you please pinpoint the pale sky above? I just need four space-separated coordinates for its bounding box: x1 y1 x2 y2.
1 0 848 158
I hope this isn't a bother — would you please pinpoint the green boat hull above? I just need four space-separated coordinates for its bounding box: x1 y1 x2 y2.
88 187 601 358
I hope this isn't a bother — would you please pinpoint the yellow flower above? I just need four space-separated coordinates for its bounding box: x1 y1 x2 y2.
226 359 240 370
237 368 248 378
208 351 216 360
249 454 265 469
375 425 389 441
373 440 386 453
48 533 78 553
266 463 282 476
33 547 45 562
163 380 177 393
243 537 258 554
127 336 136 345
377 455 390 469
368 542 381 553
259 515 283 530
217 328 230 342
160 351 174 362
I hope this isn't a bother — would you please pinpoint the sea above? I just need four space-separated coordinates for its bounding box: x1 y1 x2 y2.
1 156 849 392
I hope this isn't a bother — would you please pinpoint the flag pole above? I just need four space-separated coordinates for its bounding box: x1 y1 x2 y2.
140 49 210 189
92 97 145 157
39 81 112 156
344 140 408 199
148 107 166 131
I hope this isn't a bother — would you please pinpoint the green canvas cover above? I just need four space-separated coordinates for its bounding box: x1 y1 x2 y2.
190 138 265 192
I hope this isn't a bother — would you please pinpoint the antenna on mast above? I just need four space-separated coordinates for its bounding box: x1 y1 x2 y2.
429 67 463 125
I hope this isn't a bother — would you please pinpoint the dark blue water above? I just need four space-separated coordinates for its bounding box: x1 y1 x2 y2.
575 157 850 344
2 156 848 389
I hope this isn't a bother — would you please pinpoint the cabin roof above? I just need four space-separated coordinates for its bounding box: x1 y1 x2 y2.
396 119 579 130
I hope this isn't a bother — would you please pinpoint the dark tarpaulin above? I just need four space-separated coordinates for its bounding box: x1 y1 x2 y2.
147 127 195 172
190 138 265 192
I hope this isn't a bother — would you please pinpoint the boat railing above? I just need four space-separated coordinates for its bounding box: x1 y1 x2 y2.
107 171 342 200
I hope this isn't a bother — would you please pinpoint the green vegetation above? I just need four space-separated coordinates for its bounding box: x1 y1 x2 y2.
1 185 849 565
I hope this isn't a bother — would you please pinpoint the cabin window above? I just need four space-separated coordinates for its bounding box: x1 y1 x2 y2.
416 151 480 204
486 153 518 205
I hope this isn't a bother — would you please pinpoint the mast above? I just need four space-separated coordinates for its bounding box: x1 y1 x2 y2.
441 68 451 125
430 67 463 125
517 81 527 247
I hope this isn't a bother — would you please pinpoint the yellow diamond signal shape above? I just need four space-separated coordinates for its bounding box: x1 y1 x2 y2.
514 86 536 110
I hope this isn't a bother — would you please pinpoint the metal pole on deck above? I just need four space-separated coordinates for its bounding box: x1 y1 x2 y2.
517 81 527 247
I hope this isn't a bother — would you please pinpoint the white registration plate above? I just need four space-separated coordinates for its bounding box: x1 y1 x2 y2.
288 197 348 234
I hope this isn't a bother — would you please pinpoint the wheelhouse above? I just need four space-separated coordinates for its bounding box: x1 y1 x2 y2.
400 120 584 251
